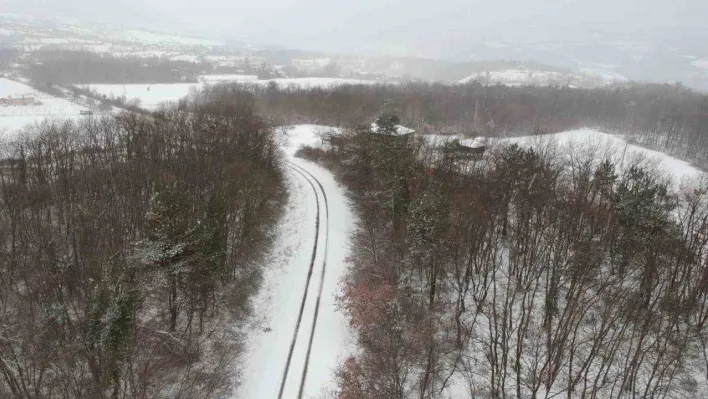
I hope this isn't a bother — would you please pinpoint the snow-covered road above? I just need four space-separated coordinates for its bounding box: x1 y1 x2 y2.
237 125 355 399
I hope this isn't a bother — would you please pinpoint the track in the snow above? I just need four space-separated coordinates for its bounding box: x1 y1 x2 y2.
278 161 330 399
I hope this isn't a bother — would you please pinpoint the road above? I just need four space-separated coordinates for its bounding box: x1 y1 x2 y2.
237 126 355 399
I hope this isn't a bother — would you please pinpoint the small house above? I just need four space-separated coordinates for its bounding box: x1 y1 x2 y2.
1 94 38 106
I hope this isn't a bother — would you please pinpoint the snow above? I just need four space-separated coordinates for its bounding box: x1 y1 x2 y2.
23 37 74 45
503 129 704 186
370 123 415 136
483 41 510 49
278 125 341 155
79 83 201 110
0 78 89 137
119 30 224 46
691 58 708 70
237 125 356 398
199 74 259 83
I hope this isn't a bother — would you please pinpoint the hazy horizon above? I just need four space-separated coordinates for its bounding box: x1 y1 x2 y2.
2 0 708 58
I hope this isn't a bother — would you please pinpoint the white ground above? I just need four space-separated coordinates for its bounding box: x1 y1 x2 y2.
0 78 89 138
79 83 202 110
236 125 356 399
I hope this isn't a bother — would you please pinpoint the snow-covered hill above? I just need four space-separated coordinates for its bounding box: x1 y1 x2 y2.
0 78 90 137
503 129 703 185
0 14 226 50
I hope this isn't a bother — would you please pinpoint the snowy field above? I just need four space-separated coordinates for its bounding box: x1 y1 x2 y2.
80 83 202 110
237 125 355 399
81 78 379 111
0 78 89 138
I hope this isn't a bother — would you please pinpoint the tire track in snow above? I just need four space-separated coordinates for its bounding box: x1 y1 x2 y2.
277 162 323 399
289 162 330 399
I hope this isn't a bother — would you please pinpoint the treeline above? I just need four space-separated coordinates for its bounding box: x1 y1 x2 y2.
0 94 284 398
205 81 708 168
0 49 19 70
301 130 708 398
26 51 205 86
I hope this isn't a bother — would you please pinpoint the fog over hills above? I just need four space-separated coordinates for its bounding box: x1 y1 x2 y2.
2 0 708 89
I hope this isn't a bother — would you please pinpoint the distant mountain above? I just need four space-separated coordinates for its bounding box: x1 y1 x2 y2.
418 26 708 91
2 14 707 91
0 14 237 53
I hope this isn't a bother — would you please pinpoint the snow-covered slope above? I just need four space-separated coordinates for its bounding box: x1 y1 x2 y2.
0 78 90 137
503 129 703 185
80 83 201 110
0 14 226 52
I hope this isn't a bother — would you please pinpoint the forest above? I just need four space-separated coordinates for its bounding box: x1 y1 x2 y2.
25 51 205 86
2 78 708 397
205 81 708 169
300 127 708 398
0 93 284 398
217 80 708 397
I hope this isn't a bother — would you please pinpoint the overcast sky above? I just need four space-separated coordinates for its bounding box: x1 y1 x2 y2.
2 0 707 55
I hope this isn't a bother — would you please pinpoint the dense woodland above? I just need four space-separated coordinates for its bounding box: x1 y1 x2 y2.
202 80 708 397
0 94 284 398
204 82 708 168
3 76 708 398
26 51 205 86
299 129 708 398
0 49 19 71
